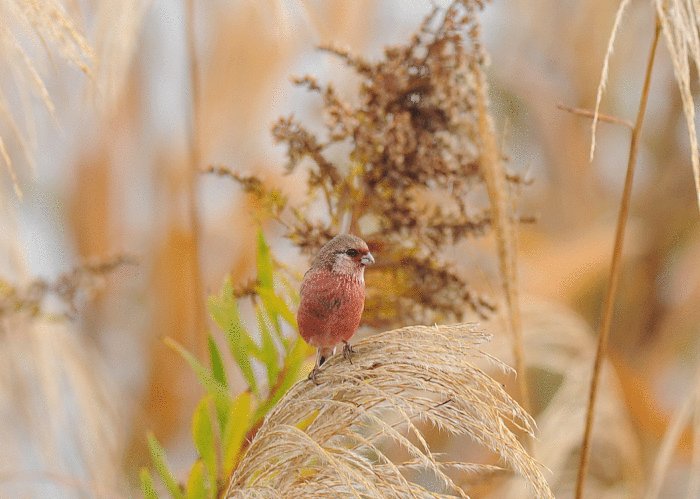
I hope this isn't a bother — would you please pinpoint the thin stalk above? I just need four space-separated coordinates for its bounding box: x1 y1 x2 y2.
473 51 530 417
556 103 634 128
575 17 662 499
185 0 207 358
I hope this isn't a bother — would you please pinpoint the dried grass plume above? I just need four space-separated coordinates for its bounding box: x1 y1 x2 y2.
225 324 553 499
591 0 700 213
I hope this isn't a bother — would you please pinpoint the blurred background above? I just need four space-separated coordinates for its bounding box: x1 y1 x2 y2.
1 0 698 497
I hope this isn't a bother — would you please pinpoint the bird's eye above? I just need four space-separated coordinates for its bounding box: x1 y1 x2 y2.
346 248 359 257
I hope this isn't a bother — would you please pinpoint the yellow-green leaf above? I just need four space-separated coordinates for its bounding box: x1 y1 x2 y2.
254 305 279 388
147 432 184 499
208 280 259 396
185 460 207 499
252 337 313 425
192 397 217 496
208 334 227 389
140 468 159 499
165 337 230 405
207 334 229 429
256 230 274 290
222 391 252 476
257 286 297 333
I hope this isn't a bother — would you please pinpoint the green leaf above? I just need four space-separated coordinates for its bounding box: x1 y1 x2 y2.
252 337 314 425
185 460 207 499
208 279 259 397
257 286 297 336
147 432 184 499
255 230 290 343
140 468 159 499
222 391 252 476
192 397 217 497
208 334 227 388
165 337 230 405
277 271 301 307
256 230 274 291
254 304 279 388
207 334 229 429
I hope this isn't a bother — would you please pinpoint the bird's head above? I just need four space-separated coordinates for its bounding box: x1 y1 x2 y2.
313 234 374 277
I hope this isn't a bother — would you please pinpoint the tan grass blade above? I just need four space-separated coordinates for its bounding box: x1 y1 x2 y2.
590 0 632 161
0 315 125 497
92 0 149 109
473 40 529 415
643 355 700 499
0 135 20 199
18 0 94 77
0 90 36 192
487 299 643 498
0 0 95 198
225 324 553 499
655 0 700 214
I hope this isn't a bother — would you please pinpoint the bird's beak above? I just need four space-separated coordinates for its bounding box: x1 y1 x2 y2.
361 252 375 265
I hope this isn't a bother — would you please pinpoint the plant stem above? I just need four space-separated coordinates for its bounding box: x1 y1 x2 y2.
473 45 530 417
575 16 661 499
185 0 207 358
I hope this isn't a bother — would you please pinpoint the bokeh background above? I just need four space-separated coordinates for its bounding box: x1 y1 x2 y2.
1 0 699 497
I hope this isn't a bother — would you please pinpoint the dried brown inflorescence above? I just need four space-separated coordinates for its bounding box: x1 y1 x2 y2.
0 254 138 319
222 0 528 327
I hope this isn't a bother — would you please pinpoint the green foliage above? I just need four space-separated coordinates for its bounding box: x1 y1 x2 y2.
146 433 184 499
141 230 313 499
140 469 159 499
185 461 207 499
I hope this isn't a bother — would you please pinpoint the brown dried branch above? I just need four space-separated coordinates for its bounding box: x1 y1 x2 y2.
556 103 633 128
0 254 138 318
268 0 531 327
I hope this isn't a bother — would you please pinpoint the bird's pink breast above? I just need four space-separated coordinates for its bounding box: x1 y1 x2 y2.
297 268 366 349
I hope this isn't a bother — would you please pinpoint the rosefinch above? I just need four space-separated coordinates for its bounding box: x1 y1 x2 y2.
297 234 374 383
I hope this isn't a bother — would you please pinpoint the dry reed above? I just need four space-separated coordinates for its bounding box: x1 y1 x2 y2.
576 17 662 499
225 324 553 499
487 299 643 498
0 0 94 198
581 0 700 494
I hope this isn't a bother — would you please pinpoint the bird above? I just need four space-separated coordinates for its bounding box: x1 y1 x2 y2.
297 234 374 384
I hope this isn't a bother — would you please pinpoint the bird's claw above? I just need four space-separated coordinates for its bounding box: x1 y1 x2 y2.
342 341 354 364
308 367 320 385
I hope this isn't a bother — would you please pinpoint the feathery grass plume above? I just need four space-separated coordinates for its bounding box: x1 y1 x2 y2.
224 324 554 499
0 0 94 198
486 299 643 498
643 355 700 499
92 0 151 110
0 314 125 498
472 23 529 412
593 0 700 214
654 0 700 214
0 256 137 497
589 0 632 162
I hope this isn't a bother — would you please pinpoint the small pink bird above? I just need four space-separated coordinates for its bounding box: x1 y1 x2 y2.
297 234 374 383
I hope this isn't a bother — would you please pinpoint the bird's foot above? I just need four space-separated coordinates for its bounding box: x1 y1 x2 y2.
342 341 354 364
309 351 326 385
308 367 320 385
